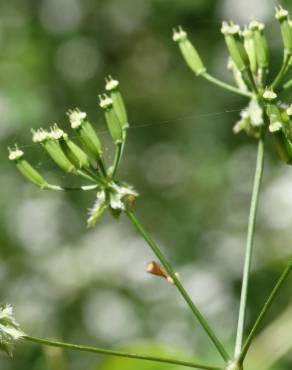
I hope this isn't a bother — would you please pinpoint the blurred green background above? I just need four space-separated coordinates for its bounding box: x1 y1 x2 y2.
0 0 291 369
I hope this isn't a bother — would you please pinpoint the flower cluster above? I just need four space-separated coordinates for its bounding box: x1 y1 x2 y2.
173 5 292 164
8 77 138 226
0 305 24 357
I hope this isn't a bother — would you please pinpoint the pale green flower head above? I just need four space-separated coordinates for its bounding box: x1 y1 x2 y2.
0 305 24 357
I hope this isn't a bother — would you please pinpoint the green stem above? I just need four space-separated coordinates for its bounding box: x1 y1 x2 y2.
111 143 123 178
234 134 265 358
237 262 292 364
201 73 252 98
46 184 99 191
24 336 222 370
126 211 229 362
271 52 291 90
282 77 292 91
97 158 108 178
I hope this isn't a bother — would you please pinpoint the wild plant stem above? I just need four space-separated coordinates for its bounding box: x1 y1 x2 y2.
201 73 252 98
111 143 123 178
271 52 291 90
237 261 292 364
46 184 99 191
126 211 230 362
234 134 265 358
24 336 223 370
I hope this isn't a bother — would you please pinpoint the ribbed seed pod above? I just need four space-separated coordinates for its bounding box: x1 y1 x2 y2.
221 22 250 72
173 26 206 76
99 94 123 145
67 109 103 159
105 76 129 131
8 146 48 188
249 21 269 68
275 6 292 53
49 125 91 169
242 27 257 73
32 128 75 173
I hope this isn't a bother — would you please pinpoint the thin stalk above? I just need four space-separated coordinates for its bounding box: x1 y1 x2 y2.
237 262 292 364
234 134 265 358
271 52 291 90
24 336 222 370
46 184 99 191
97 158 108 178
111 142 123 178
126 211 229 362
282 77 292 91
201 73 252 98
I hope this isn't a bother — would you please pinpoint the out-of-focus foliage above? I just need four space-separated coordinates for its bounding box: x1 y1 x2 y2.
0 0 291 369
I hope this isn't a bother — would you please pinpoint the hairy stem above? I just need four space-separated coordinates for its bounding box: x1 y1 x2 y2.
126 211 229 362
234 134 265 357
237 261 292 364
201 73 252 98
24 336 222 370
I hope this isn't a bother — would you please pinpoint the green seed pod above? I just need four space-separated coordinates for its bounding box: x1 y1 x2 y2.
242 27 257 73
32 128 75 173
227 59 247 91
67 109 103 158
266 103 292 164
8 146 48 188
173 26 206 76
221 22 250 72
99 94 123 145
249 21 269 68
275 6 292 53
105 76 129 130
49 125 91 169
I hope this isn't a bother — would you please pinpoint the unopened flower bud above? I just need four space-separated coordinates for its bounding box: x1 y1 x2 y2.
275 6 292 53
32 127 75 173
263 88 277 101
8 146 48 189
67 109 103 158
221 21 250 72
105 76 129 131
99 94 123 145
249 21 269 68
173 26 206 76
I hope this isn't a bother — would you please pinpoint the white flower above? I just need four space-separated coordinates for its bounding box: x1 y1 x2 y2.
105 76 119 91
108 182 138 211
87 191 106 227
49 124 66 140
67 109 87 129
32 128 49 143
0 305 24 357
263 89 277 101
99 94 113 110
87 182 138 227
172 27 187 42
8 147 24 161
